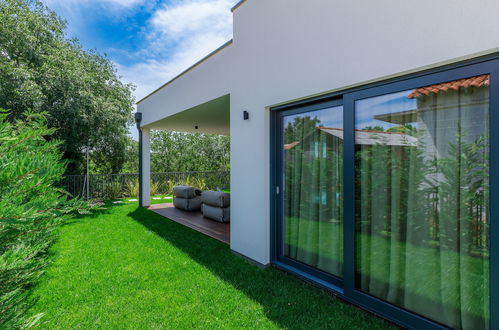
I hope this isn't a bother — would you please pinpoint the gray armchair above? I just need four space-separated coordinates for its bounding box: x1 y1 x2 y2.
201 191 230 223
172 185 202 211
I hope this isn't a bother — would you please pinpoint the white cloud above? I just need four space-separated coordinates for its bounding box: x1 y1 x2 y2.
118 0 236 101
151 0 233 39
44 0 145 9
43 0 238 138
104 0 144 6
118 32 229 101
44 0 236 101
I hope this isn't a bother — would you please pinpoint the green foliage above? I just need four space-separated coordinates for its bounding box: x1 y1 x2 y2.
424 134 489 253
0 0 135 174
150 181 160 196
190 177 207 191
163 180 176 195
167 176 209 191
126 179 139 198
356 129 489 255
0 111 94 328
147 131 230 173
120 137 139 174
148 176 210 196
106 181 123 200
118 131 230 194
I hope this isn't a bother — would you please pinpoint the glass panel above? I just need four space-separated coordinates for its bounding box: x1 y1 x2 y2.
282 106 343 277
355 75 490 329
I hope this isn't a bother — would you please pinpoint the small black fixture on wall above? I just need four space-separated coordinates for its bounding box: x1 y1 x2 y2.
243 110 249 120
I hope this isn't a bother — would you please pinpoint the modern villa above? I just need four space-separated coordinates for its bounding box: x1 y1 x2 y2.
135 1 498 329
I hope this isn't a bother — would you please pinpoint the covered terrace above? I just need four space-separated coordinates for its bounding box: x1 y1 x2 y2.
135 93 231 244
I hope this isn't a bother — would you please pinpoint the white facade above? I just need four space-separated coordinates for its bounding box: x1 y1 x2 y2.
137 0 499 265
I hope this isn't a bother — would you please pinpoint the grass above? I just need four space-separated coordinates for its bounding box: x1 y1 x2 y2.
27 202 392 329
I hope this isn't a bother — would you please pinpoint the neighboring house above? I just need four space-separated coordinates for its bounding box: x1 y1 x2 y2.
375 75 490 158
136 1 498 329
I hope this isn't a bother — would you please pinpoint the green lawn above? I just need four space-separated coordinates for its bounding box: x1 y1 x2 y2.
28 202 392 329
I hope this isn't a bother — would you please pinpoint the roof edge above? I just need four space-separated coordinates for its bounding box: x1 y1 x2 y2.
137 39 233 105
231 0 248 12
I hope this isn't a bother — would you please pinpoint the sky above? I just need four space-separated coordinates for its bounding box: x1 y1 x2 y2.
42 0 239 138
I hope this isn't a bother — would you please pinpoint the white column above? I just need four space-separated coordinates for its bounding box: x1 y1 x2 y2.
141 128 151 207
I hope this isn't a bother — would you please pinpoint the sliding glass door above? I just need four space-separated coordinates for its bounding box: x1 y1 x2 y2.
272 60 496 329
278 102 344 280
354 76 490 329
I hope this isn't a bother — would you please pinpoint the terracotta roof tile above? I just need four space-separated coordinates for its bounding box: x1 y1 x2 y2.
407 74 489 99
284 141 300 150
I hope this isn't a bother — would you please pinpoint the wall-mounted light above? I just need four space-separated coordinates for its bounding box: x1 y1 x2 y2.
243 110 249 120
134 112 142 129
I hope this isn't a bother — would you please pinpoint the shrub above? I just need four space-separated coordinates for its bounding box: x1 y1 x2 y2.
126 179 139 198
106 181 123 200
150 181 160 196
183 176 200 189
164 180 176 195
0 111 94 328
191 177 207 191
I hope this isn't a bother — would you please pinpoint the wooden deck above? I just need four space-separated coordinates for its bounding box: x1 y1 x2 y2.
148 203 230 244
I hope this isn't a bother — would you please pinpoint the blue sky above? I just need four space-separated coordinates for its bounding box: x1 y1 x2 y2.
355 90 416 129
42 0 238 138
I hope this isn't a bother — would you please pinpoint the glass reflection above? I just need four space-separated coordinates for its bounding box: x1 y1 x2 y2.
355 75 490 329
283 106 344 277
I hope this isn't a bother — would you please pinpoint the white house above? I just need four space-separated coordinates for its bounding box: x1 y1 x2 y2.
136 1 498 329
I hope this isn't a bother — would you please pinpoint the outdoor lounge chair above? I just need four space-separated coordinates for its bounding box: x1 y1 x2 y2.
173 185 202 211
201 191 230 223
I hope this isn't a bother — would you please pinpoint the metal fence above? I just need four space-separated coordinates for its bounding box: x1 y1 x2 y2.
63 171 230 200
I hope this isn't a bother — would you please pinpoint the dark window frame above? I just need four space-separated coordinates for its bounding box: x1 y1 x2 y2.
270 55 499 330
274 98 344 289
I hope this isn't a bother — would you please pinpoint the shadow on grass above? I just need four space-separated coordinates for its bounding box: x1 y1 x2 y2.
128 206 393 330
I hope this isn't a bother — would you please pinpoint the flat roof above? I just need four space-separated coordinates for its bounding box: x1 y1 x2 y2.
137 39 233 105
231 0 248 12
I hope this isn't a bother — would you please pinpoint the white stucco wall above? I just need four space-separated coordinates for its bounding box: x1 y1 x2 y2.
138 42 234 128
138 0 499 265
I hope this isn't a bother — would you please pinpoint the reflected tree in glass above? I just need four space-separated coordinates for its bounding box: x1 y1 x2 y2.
283 107 344 277
355 76 489 329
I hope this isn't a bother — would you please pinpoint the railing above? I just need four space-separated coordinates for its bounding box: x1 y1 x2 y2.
63 171 230 200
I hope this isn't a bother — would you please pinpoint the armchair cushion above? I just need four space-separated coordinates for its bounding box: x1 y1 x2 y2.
173 185 201 199
202 204 230 223
201 191 230 208
173 196 202 211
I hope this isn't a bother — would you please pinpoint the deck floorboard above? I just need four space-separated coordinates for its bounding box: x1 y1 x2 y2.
148 203 230 245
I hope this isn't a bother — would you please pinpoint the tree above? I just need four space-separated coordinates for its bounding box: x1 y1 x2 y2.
0 111 94 328
0 0 135 174
117 136 139 174
148 131 230 173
